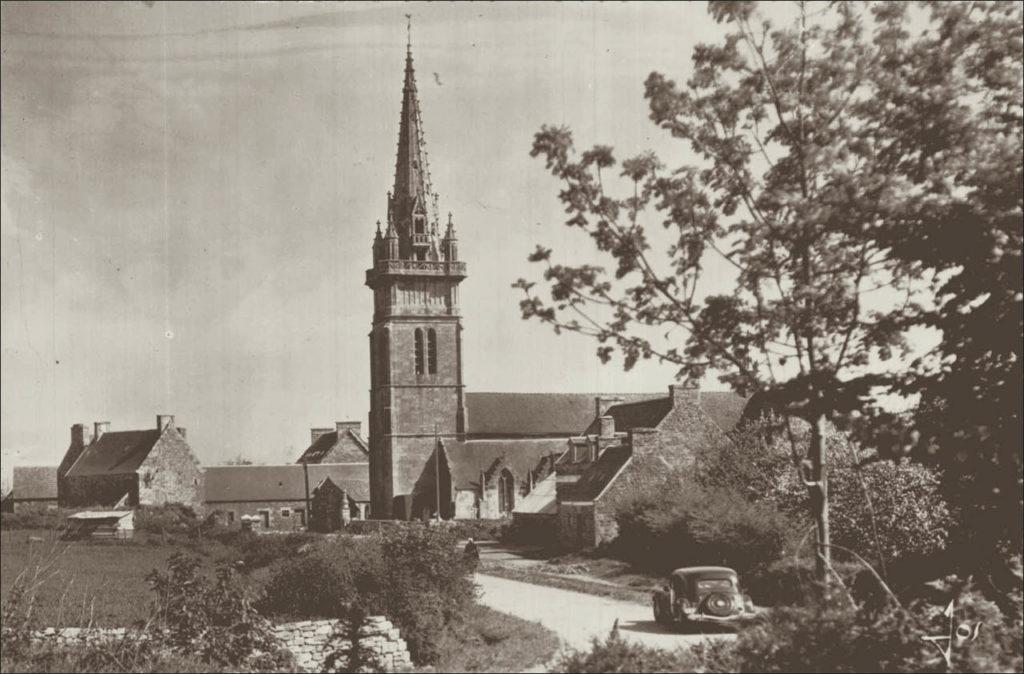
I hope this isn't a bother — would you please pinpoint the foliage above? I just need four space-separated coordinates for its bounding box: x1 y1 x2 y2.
556 627 705 673
697 418 954 568
146 553 291 671
498 515 559 549
609 472 794 575
134 504 203 537
743 557 862 609
518 0 1023 580
254 524 476 665
1 506 67 531
218 531 318 571
370 523 478 664
442 518 511 542
432 603 560 673
258 537 383 619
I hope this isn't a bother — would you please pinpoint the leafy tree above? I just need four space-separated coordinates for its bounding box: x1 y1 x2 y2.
831 1 1023 566
517 1 1021 582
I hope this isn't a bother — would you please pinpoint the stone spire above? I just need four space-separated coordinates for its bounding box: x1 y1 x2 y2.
389 16 436 255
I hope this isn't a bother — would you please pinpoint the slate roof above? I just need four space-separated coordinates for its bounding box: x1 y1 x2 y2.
12 466 58 500
465 392 661 438
296 430 369 464
698 391 749 432
559 445 631 502
513 473 558 515
203 463 369 503
442 438 566 490
65 431 161 477
584 391 748 435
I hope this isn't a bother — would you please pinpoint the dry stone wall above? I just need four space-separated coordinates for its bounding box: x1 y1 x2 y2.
272 616 412 672
23 615 413 673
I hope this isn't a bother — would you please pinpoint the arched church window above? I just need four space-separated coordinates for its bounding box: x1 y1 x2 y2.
427 329 437 374
414 215 425 234
497 469 515 514
414 328 425 374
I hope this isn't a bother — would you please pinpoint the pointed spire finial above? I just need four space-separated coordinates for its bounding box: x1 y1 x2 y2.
405 13 412 54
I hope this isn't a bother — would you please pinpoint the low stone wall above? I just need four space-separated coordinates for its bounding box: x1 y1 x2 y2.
272 616 412 673
22 616 413 673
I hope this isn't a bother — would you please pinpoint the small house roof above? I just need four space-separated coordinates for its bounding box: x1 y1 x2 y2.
204 463 369 503
12 466 58 500
65 430 162 477
560 445 631 501
296 429 369 464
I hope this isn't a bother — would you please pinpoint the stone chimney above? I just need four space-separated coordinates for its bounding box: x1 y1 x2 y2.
310 427 333 444
336 421 362 438
668 382 700 407
628 427 658 459
599 415 616 438
156 414 175 431
596 415 616 455
94 421 110 441
71 423 93 448
595 396 623 418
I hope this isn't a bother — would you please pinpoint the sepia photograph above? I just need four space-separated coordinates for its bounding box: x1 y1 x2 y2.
1 1 1021 672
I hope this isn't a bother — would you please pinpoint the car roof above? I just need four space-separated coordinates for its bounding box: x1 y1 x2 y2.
671 566 738 579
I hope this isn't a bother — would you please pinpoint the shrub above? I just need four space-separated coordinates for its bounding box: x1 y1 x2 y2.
258 537 384 618
0 506 66 531
146 553 292 671
371 524 477 664
219 531 318 571
556 628 701 673
134 504 201 536
610 475 796 575
500 515 559 549
442 518 511 541
254 524 476 666
744 557 865 608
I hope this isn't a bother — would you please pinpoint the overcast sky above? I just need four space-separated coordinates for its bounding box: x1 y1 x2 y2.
1 1 759 476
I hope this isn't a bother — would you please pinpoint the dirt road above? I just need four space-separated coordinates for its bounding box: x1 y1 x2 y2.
474 573 736 653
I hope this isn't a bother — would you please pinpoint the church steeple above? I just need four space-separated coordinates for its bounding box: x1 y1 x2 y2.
388 17 438 259
365 18 468 519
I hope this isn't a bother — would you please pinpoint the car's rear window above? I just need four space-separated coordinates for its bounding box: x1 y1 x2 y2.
696 579 733 591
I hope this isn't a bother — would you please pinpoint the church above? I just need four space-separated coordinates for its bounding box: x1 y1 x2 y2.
362 33 737 521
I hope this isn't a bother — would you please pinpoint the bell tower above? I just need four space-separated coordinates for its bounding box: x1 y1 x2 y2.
366 23 467 519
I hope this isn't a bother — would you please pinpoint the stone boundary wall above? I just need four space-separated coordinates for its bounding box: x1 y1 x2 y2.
22 615 413 673
272 616 412 672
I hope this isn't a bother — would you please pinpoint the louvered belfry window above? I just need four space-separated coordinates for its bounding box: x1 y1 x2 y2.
427 328 437 374
414 328 425 374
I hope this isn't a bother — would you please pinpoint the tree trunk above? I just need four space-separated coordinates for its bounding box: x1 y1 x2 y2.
809 412 831 584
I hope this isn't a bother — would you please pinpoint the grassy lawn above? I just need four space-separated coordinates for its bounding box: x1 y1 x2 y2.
0 528 228 627
431 603 559 673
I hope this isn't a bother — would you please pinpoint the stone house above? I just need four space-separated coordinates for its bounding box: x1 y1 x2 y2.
309 476 351 532
557 384 747 549
58 415 203 509
10 466 59 512
204 463 370 530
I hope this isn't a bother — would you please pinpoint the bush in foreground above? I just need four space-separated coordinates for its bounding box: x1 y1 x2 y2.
257 524 476 665
610 474 795 575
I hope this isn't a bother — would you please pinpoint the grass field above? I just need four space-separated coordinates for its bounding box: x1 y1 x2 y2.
0 529 228 627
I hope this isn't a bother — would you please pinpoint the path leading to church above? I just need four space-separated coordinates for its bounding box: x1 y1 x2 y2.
474 573 737 653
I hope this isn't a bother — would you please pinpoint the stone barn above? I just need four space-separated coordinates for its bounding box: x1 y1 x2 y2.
58 415 203 509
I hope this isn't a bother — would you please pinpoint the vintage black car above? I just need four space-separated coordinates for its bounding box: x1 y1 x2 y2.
652 566 756 628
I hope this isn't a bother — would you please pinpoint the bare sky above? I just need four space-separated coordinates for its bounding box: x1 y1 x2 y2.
1 1 745 475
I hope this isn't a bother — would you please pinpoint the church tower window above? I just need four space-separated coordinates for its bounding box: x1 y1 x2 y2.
414 328 425 374
427 329 437 374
